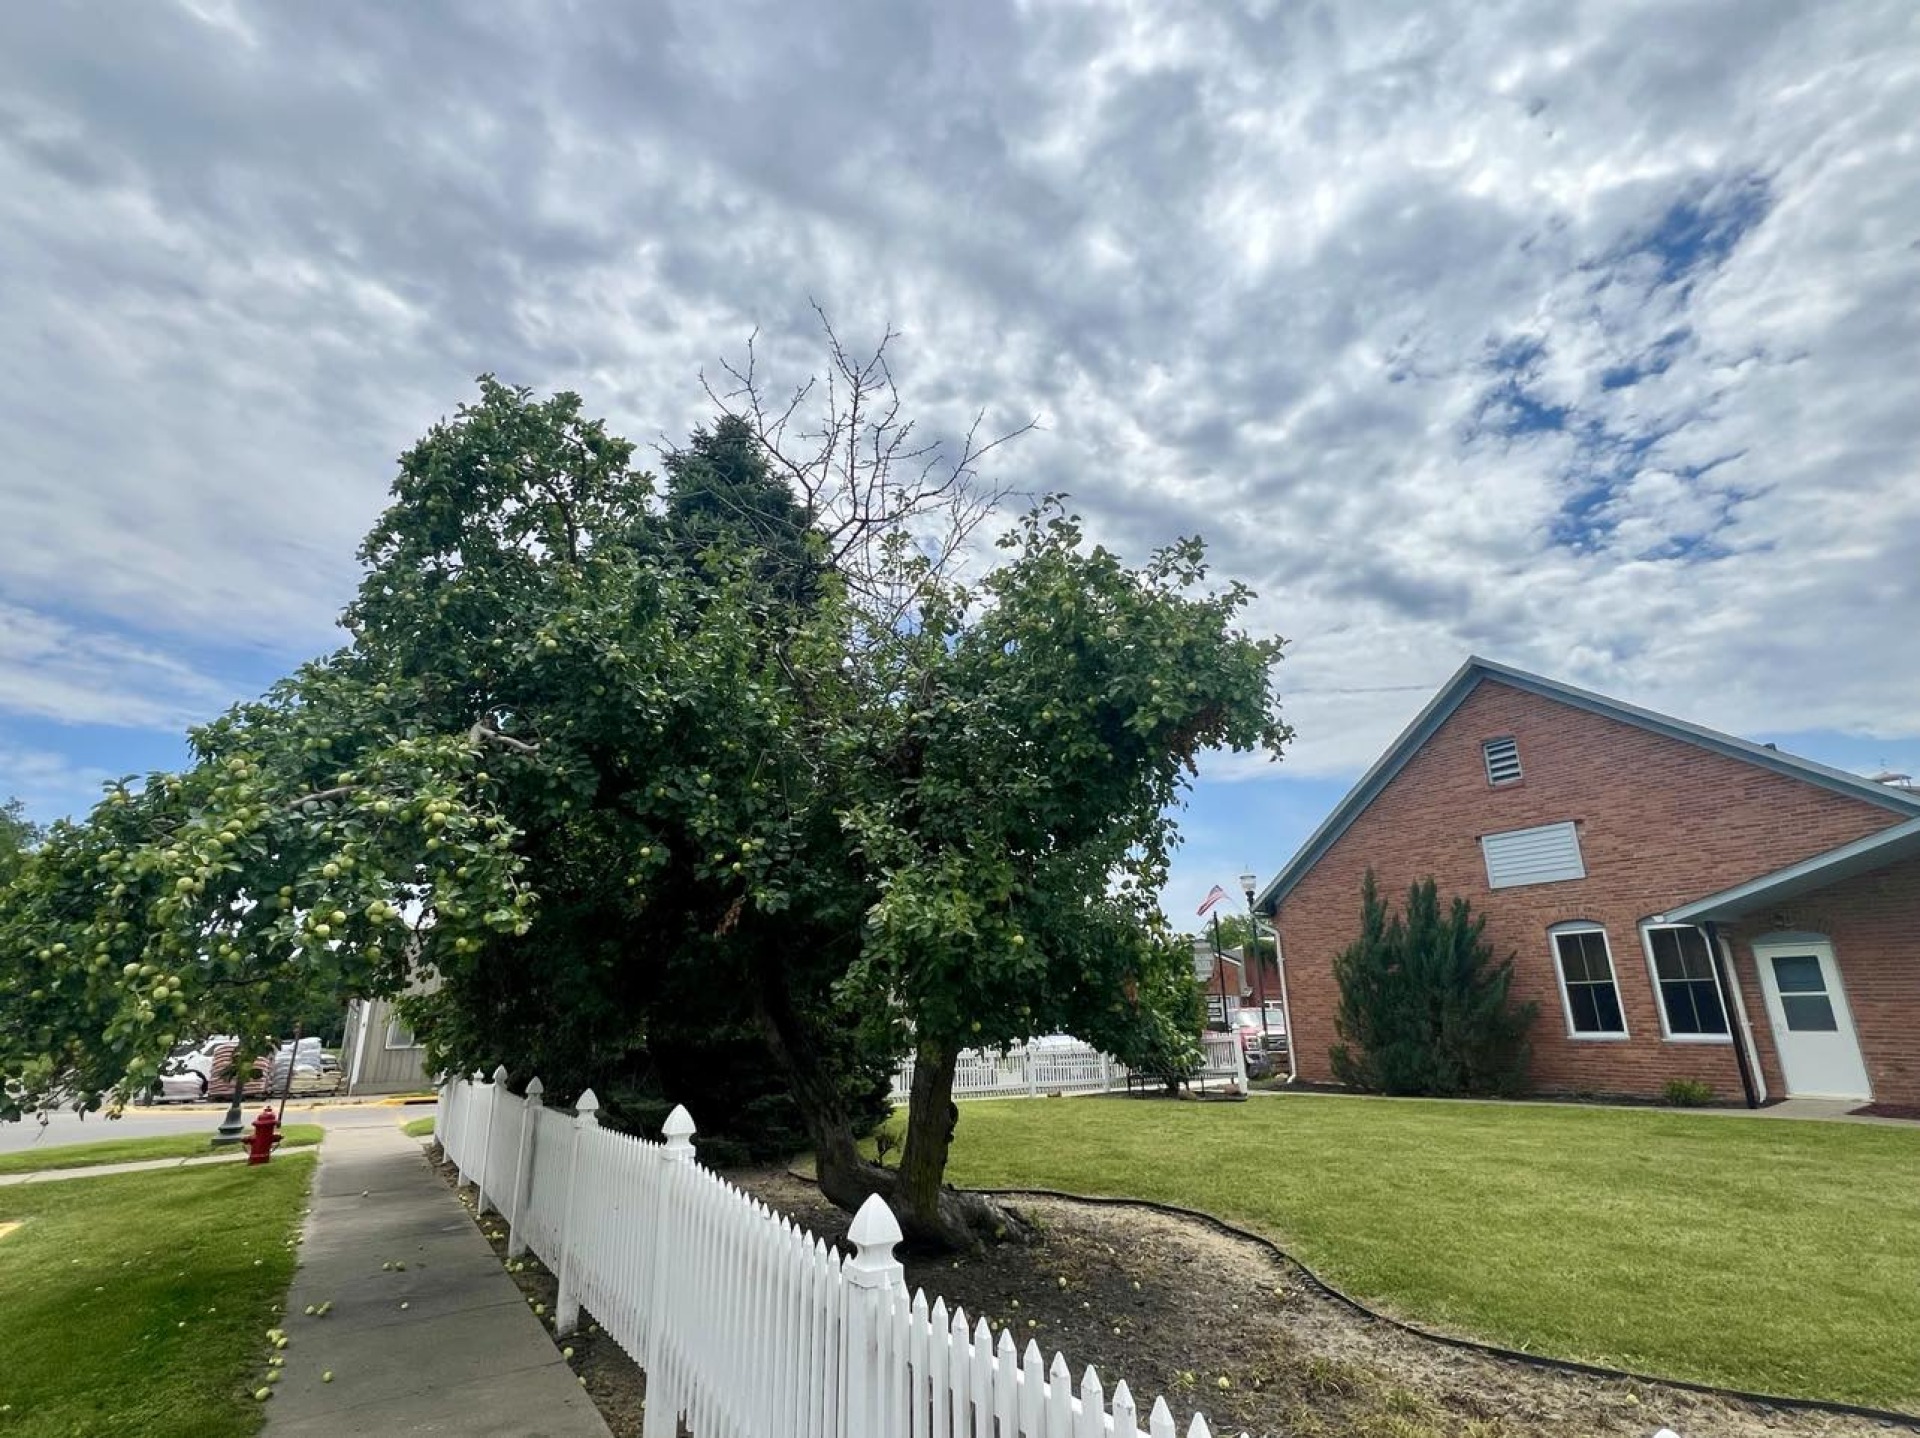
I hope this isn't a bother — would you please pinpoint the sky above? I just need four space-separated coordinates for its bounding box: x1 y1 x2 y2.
3 1 1918 925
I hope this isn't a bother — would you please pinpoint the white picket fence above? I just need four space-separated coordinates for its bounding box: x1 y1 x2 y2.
438 1068 1246 1438
890 1034 1246 1102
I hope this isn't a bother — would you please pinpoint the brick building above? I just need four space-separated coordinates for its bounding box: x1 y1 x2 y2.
1255 658 1920 1107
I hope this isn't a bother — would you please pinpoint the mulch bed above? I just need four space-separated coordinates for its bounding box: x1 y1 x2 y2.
1850 1102 1920 1121
430 1149 1905 1438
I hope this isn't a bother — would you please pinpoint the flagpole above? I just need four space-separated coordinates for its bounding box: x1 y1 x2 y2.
1211 910 1230 1030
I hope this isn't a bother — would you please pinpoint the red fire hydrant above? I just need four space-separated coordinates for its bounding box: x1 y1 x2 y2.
246 1108 283 1166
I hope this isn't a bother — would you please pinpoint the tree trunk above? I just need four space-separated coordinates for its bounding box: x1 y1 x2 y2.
896 1037 959 1223
748 960 1027 1251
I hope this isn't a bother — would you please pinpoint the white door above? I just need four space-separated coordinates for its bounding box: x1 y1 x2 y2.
1752 938 1872 1099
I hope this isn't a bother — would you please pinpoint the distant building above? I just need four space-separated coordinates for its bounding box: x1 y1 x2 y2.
1257 657 1920 1107
339 979 437 1095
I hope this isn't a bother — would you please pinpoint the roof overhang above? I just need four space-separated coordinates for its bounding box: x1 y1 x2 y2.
1659 817 1920 924
1255 656 1920 914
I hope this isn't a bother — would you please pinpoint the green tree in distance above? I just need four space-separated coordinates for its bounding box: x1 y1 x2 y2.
0 798 40 886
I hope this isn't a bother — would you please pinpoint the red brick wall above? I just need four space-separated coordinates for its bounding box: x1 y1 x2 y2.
1274 678 1903 1101
1722 853 1920 1107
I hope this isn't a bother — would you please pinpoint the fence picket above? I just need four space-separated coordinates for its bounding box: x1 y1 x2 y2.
970 1316 995 1436
1149 1396 1177 1438
928 1296 953 1438
1047 1352 1075 1437
946 1306 973 1436
993 1327 1019 1435
436 1073 1239 1438
1020 1338 1046 1436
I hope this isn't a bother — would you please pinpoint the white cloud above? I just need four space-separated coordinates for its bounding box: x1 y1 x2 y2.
0 604 237 729
0 0 1914 832
0 740 115 820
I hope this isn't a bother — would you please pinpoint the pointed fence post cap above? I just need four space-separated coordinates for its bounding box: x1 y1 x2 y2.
524 1075 544 1097
471 1069 485 1083
661 1104 696 1162
845 1193 906 1290
574 1087 599 1120
492 1063 509 1085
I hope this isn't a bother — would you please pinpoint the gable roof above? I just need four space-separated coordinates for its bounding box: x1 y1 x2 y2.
1256 656 1920 913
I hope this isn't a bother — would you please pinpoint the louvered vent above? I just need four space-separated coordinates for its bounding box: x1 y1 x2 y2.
1482 821 1585 889
1482 737 1523 786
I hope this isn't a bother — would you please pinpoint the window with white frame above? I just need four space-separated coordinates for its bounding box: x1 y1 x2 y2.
385 1016 419 1050
1643 924 1730 1038
1550 924 1626 1037
1482 736 1523 786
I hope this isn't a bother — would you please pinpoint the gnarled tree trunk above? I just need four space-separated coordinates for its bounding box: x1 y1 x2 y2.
750 960 1026 1251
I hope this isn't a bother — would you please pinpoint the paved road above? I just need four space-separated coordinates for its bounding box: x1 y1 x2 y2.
0 1098 435 1156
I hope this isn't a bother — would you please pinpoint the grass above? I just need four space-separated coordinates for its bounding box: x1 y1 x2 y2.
0 1125 322 1176
917 1093 1920 1411
0 1154 316 1436
400 1115 435 1138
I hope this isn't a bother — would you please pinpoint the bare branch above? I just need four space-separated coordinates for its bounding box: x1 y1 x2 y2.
703 305 1039 603
467 722 540 755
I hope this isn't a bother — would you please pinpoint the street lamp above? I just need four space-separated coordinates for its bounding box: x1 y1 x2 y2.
1239 872 1270 1064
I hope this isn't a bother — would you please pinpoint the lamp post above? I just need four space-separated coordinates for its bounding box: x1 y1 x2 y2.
1239 872 1270 1062
211 1042 249 1146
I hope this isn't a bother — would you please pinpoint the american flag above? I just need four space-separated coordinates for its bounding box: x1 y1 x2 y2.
1195 883 1229 917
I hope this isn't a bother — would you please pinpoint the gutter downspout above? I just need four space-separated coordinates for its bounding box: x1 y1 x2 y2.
1703 920 1761 1109
1261 907 1298 1084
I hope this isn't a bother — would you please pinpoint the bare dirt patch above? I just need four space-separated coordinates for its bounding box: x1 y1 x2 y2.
0 1221 19 1242
429 1145 1907 1438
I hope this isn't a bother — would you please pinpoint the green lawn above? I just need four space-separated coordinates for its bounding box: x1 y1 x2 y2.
400 1115 435 1138
0 1155 316 1436
0 1125 322 1176
924 1094 1920 1411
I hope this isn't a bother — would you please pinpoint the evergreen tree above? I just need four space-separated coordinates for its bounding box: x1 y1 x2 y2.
1329 871 1536 1096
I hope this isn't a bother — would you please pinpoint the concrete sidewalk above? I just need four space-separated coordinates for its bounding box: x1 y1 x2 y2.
265 1124 611 1436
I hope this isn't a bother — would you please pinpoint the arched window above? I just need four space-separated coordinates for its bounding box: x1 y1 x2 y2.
1549 922 1627 1038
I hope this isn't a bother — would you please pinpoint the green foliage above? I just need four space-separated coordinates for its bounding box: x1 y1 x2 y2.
1205 910 1275 963
846 506 1287 1060
1661 1077 1716 1107
0 365 1285 1210
1099 929 1207 1090
1328 872 1536 1097
0 795 40 873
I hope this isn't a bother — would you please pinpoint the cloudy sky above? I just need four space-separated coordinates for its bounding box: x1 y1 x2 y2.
4 1 1919 921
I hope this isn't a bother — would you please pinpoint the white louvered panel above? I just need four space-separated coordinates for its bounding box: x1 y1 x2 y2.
1481 820 1584 889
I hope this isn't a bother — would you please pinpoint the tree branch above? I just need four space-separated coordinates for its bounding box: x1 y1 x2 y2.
467 722 540 755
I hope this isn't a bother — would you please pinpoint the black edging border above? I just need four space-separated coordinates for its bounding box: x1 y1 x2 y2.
985 1188 1920 1431
786 1168 1917 1431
